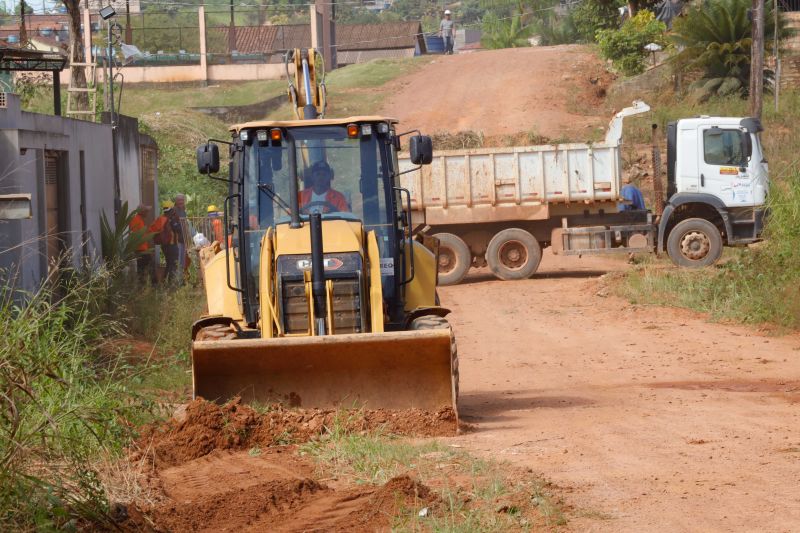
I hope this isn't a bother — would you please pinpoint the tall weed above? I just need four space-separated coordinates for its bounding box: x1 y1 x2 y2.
0 266 159 529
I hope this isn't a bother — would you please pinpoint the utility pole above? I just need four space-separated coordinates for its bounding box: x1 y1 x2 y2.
228 0 236 54
125 0 132 43
749 0 765 119
773 0 780 112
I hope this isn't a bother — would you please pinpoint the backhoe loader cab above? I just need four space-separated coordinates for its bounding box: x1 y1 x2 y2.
192 117 459 414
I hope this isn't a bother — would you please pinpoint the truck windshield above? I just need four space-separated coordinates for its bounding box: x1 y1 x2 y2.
240 125 396 299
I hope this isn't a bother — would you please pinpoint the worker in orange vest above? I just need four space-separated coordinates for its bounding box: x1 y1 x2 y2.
207 205 225 245
299 161 349 214
129 204 153 281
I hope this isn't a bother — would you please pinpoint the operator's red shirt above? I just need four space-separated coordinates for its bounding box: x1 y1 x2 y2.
299 188 349 213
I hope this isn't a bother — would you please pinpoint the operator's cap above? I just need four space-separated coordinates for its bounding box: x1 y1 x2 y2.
310 160 333 177
161 200 174 210
444 9 451 14
207 204 218 213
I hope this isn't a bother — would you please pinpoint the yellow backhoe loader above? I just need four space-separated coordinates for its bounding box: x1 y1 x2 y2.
191 49 458 414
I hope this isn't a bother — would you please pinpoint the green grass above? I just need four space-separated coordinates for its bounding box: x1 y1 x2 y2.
299 411 565 531
609 80 800 330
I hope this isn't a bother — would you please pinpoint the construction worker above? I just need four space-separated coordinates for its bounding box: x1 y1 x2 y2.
150 201 176 283
440 10 456 55
208 205 225 245
299 161 350 214
129 204 153 281
160 204 182 284
619 175 646 211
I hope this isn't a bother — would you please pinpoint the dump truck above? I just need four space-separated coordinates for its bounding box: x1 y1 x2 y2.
399 102 769 284
191 49 458 414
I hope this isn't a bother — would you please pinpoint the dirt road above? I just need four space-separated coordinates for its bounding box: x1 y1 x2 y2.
442 252 800 531
381 45 610 140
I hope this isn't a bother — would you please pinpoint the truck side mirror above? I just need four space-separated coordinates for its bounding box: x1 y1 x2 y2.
409 135 433 165
197 143 220 174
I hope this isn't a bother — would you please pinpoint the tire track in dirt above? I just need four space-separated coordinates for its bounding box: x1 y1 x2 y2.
441 250 800 531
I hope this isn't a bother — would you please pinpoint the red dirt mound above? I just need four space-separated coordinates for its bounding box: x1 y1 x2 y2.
119 449 438 533
136 398 458 469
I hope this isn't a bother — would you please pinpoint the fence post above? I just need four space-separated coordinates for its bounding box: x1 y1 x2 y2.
199 6 208 85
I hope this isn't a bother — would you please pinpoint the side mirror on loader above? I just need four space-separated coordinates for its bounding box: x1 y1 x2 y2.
409 135 433 165
197 143 220 175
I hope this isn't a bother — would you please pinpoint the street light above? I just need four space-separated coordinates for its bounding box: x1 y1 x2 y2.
100 6 122 214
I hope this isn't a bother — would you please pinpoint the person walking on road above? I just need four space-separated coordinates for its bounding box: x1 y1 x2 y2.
440 10 456 55
129 204 153 281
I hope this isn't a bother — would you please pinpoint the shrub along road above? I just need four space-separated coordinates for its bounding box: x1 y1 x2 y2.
442 251 800 531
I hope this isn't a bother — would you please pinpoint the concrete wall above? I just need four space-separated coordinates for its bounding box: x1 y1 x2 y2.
58 62 287 85
0 94 156 292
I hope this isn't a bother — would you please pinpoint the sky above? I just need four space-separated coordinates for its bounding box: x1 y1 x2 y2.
2 0 61 15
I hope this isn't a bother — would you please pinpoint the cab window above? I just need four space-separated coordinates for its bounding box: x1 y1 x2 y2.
703 129 746 166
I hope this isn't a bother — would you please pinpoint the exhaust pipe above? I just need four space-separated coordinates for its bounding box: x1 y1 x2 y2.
310 212 327 335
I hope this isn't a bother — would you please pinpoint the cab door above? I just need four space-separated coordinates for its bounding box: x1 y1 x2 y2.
698 126 756 206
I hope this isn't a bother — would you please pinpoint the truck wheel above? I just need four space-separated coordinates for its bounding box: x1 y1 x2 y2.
486 228 542 280
666 218 723 268
433 233 471 286
409 315 459 401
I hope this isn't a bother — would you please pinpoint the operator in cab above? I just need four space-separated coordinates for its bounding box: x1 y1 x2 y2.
299 160 350 214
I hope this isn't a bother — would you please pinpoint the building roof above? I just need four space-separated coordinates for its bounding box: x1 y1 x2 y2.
0 45 67 71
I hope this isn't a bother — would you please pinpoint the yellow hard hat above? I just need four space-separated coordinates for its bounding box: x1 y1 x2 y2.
207 205 218 213
161 200 174 210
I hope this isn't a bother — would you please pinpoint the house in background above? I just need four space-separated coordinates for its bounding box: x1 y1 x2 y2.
0 92 158 293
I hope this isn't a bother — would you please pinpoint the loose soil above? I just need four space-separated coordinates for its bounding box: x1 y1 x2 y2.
442 250 800 531
121 447 438 533
381 45 613 140
118 399 456 531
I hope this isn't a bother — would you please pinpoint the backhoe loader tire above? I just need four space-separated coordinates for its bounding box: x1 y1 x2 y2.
433 233 471 286
409 315 459 400
195 323 237 341
486 228 542 281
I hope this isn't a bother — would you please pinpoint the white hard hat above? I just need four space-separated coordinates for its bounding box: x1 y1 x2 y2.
444 9 451 14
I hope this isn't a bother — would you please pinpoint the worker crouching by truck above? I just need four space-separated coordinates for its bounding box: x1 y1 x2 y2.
399 102 770 284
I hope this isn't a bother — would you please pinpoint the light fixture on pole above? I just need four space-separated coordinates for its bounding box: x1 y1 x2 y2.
100 5 123 214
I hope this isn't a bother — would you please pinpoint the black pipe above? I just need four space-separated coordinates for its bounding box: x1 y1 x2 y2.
309 212 327 334
285 130 301 229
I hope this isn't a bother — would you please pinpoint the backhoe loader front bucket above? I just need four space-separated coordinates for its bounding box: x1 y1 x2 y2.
192 329 457 415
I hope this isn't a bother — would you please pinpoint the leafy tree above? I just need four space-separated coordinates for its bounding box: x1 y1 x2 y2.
670 0 783 98
597 9 666 75
572 0 625 42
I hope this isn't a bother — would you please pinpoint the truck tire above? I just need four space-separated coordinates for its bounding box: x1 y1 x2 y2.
433 233 471 286
486 228 542 281
666 218 723 268
409 315 459 401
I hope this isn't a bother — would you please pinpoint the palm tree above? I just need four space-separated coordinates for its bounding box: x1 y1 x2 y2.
670 0 783 98
481 11 534 49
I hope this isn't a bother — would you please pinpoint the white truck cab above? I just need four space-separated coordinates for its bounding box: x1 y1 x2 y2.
661 116 768 266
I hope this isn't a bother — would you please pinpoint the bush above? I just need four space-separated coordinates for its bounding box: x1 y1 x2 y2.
572 0 625 43
597 10 667 76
